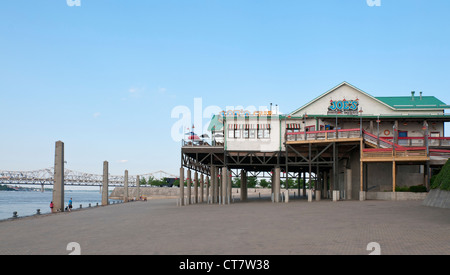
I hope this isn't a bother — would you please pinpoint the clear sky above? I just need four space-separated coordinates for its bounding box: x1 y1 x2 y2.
1 0 450 176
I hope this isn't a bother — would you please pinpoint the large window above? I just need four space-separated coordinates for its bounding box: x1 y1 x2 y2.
228 124 270 139
228 129 234 139
249 129 256 139
234 129 241 138
257 129 270 139
228 129 242 139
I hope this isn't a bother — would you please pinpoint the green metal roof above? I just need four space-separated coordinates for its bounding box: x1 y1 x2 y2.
375 96 450 109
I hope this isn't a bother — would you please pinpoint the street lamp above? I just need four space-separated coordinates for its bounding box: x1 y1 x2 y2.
359 107 363 137
376 116 381 148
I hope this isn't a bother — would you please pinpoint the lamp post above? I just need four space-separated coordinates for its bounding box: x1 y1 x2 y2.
303 113 308 140
359 107 363 137
376 116 380 148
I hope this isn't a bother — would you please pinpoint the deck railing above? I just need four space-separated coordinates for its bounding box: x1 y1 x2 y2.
362 147 428 160
182 138 224 147
286 128 361 142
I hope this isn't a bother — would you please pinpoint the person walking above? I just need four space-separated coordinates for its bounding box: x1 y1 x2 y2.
68 198 73 212
50 201 54 212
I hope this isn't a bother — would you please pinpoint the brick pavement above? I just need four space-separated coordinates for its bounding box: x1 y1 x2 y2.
0 198 449 255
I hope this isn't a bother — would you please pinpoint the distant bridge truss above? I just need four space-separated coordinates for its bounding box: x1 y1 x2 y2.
0 168 177 187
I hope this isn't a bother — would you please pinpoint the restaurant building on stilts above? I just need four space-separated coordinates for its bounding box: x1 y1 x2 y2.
179 82 450 204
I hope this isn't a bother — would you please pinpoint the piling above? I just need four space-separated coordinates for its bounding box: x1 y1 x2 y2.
52 141 64 212
102 161 109 206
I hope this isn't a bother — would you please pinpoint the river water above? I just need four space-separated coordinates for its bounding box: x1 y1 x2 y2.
0 189 120 221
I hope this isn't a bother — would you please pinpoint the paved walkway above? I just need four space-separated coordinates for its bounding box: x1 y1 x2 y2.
0 198 449 255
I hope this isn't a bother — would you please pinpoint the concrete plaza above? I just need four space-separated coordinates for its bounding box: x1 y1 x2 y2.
0 198 449 255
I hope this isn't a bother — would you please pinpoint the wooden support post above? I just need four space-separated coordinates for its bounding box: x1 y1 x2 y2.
360 139 364 193
392 161 396 193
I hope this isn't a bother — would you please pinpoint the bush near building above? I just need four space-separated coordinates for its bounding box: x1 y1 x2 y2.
431 159 450 191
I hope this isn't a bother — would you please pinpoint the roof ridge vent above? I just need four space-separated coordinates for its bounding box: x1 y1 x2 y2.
411 91 415 101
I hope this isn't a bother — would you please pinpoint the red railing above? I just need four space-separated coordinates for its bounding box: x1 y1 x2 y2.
378 136 450 147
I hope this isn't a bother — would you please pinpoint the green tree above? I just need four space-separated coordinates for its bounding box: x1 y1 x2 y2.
173 179 180 187
247 176 258 188
281 178 296 189
140 177 147 186
232 177 241 188
259 179 271 188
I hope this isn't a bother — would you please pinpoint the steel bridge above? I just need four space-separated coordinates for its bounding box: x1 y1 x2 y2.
0 168 177 187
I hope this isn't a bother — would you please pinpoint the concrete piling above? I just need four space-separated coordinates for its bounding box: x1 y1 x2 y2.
124 170 129 202
179 167 185 206
274 166 281 203
102 161 109 206
200 174 204 203
187 169 191 205
52 141 64 212
221 167 227 205
194 171 198 204
136 175 140 200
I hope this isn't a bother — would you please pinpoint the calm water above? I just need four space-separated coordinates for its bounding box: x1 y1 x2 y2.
0 190 119 221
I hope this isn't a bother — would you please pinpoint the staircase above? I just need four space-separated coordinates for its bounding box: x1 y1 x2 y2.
362 130 407 150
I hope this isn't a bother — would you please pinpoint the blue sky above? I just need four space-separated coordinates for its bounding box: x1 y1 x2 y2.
1 0 450 176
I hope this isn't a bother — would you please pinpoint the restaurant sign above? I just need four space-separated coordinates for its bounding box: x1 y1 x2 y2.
327 99 359 115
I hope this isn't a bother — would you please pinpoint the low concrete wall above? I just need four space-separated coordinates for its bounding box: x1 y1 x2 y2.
422 189 450 209
110 187 277 200
366 192 428 201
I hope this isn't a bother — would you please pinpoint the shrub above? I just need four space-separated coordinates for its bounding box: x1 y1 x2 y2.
395 186 409 192
431 159 450 191
409 185 427 193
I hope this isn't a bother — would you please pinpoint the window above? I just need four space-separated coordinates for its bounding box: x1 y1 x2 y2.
228 129 234 139
243 129 249 139
234 129 241 138
257 129 263 139
257 129 270 139
249 129 256 139
305 125 315 132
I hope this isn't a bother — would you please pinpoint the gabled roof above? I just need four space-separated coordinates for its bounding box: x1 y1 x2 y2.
289 81 394 115
375 96 450 109
289 81 450 115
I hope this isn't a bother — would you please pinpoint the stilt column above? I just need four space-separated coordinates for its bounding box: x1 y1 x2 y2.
187 169 192 205
194 171 199 203
200 174 204 203
179 167 185 206
240 170 247 201
274 166 281 202
221 167 227 205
